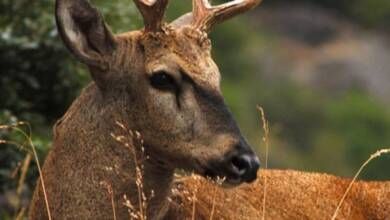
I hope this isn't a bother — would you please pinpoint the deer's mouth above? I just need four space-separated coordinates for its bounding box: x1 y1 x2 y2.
193 151 260 187
193 159 244 187
202 165 244 187
203 168 243 187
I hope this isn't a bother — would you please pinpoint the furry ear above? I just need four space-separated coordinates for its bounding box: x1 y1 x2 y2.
55 0 116 67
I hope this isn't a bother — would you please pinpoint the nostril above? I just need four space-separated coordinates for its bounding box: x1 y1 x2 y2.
231 155 251 176
230 154 260 183
253 156 261 170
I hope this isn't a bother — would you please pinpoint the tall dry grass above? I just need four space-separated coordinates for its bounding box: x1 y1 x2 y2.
0 122 51 220
257 106 270 220
100 181 117 220
110 121 153 220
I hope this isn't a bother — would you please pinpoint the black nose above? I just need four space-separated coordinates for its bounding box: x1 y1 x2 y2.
229 153 260 183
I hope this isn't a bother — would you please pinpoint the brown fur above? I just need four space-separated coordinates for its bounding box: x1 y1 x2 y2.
170 169 390 220
29 1 389 220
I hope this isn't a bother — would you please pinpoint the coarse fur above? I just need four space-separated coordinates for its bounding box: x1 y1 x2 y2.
29 0 389 220
170 169 390 220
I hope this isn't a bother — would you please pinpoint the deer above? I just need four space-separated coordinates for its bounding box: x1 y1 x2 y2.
29 0 262 219
29 0 390 219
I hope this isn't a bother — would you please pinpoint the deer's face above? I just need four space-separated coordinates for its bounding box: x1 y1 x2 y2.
56 0 261 185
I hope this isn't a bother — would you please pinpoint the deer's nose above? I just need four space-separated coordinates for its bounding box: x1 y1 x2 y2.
229 152 260 183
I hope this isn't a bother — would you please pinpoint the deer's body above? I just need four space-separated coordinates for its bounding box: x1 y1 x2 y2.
29 0 389 219
171 169 390 220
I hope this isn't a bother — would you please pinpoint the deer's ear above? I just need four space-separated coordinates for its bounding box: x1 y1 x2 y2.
55 0 116 67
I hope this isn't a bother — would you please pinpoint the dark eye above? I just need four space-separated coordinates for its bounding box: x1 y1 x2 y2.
149 71 177 91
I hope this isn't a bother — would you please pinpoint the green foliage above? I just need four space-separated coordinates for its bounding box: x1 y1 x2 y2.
352 0 390 27
323 92 390 178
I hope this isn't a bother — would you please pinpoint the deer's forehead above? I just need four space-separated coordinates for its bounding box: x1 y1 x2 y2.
142 29 221 89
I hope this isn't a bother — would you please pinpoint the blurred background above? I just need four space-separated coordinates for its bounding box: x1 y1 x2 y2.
1 0 390 217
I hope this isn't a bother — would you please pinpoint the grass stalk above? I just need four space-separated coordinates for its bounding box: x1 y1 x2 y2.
331 148 390 220
257 106 270 220
191 180 199 220
1 122 52 220
208 186 218 220
112 121 149 220
17 153 32 196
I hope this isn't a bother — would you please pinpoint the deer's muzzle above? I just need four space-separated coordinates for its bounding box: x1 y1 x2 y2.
204 143 260 186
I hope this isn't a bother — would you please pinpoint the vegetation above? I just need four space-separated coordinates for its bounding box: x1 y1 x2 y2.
1 0 389 218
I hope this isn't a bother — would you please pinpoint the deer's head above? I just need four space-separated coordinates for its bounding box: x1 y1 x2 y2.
56 0 261 186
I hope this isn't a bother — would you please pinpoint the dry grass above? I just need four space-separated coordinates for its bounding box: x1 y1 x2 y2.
0 122 52 220
111 121 152 220
191 177 199 220
208 182 219 220
257 106 270 220
100 181 117 220
17 154 32 196
15 207 26 220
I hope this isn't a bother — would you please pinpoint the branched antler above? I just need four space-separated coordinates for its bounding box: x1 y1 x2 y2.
133 0 262 33
133 0 169 32
192 0 262 32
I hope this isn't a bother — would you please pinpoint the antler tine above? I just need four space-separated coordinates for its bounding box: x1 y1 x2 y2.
192 0 262 32
133 0 169 32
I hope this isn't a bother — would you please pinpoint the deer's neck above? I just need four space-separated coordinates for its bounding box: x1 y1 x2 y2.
54 84 174 219
138 155 174 219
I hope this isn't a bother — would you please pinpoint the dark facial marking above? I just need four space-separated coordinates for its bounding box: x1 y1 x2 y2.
192 82 241 135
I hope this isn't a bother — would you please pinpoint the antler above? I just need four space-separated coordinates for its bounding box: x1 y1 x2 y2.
133 0 169 32
191 0 262 32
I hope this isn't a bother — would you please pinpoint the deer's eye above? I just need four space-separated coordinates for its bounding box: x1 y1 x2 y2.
149 71 177 91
